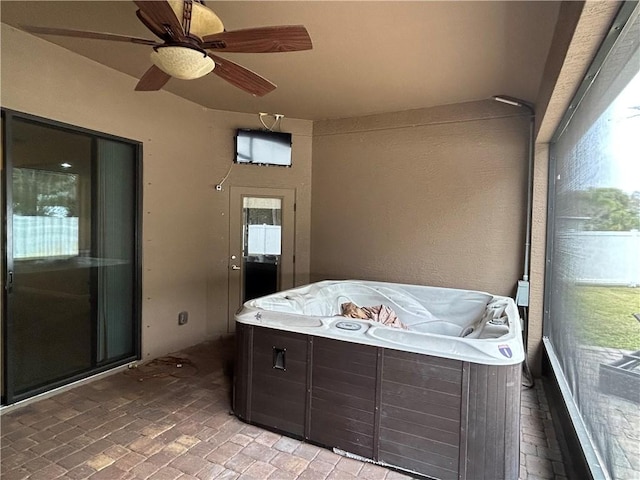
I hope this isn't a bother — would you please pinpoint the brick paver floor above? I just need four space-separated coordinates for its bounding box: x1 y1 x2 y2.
1 338 567 479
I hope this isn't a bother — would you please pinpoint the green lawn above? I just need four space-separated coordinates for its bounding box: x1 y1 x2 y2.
575 286 640 350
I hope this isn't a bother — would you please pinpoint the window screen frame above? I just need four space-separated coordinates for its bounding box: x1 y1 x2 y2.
542 2 640 478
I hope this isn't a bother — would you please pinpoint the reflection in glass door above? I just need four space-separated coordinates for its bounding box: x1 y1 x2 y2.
10 121 93 397
2 111 140 404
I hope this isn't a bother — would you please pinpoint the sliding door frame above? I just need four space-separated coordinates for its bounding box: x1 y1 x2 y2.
1 108 143 405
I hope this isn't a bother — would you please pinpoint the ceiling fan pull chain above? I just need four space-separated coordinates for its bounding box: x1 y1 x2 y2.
183 0 193 37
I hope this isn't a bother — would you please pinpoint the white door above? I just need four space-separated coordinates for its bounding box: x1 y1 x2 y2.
228 187 295 331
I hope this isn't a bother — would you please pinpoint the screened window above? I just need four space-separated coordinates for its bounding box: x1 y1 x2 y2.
545 3 640 478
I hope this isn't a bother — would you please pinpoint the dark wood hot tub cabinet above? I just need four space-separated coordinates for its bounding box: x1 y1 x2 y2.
233 323 521 480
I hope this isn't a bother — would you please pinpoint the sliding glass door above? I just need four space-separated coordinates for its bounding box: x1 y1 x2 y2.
94 139 137 363
2 110 141 404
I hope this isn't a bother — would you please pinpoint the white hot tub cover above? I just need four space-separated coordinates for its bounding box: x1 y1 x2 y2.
236 280 525 365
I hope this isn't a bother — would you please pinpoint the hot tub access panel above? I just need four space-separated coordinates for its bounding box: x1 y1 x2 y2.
233 323 522 480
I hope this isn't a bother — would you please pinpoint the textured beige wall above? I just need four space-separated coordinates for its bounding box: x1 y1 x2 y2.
528 143 549 374
0 24 312 361
311 101 530 297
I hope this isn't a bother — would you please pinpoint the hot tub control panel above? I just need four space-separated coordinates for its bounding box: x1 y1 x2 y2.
334 320 364 331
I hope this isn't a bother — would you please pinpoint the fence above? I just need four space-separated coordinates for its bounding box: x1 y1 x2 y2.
563 230 640 286
13 218 638 286
13 216 79 258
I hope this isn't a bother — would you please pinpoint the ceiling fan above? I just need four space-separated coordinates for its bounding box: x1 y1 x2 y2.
22 0 313 96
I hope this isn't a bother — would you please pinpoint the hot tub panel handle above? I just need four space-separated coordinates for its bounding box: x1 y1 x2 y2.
273 347 286 371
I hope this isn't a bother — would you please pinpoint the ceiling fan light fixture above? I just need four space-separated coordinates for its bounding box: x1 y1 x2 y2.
150 46 214 80
167 0 225 38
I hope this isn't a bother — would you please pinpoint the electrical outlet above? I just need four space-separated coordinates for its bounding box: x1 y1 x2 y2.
178 311 188 325
515 280 530 307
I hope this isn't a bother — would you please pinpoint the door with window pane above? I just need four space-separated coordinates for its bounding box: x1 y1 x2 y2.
2 113 140 403
228 187 295 331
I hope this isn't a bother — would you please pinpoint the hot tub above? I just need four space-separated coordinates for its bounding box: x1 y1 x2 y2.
233 280 524 480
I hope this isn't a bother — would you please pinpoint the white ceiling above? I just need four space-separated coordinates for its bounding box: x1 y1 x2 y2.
1 1 561 121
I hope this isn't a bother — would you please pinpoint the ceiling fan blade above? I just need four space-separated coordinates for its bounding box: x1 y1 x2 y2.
21 25 157 45
208 54 276 97
202 25 312 53
135 65 172 91
133 1 185 41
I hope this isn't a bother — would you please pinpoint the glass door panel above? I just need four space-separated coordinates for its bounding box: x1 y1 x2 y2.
95 139 136 363
242 197 282 302
10 119 93 395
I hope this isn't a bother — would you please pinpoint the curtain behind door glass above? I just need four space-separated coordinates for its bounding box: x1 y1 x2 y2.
95 139 135 362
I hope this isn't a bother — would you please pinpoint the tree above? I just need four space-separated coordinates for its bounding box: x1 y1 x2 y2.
573 187 640 231
12 168 78 217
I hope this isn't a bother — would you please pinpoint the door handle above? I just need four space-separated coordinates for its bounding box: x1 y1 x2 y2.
231 264 241 271
6 270 13 292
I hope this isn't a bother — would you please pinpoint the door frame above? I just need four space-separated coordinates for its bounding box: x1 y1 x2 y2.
228 186 296 332
1 108 143 405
